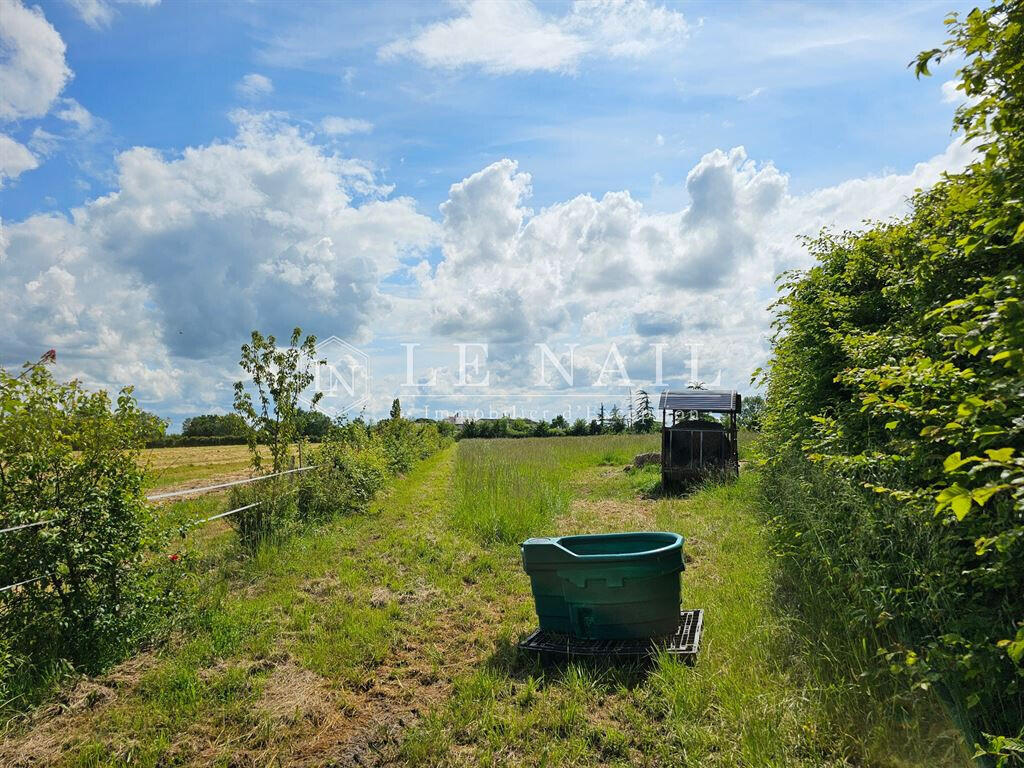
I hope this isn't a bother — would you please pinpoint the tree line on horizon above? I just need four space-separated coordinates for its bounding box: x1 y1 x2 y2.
458 392 766 439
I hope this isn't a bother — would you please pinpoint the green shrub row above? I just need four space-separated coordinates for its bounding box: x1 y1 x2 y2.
226 418 453 540
759 3 1023 758
297 418 452 521
145 434 249 448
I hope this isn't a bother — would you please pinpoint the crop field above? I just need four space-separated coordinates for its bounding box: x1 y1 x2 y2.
0 435 966 767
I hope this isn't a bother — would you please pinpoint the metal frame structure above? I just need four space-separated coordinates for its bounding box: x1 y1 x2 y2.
518 609 704 665
658 390 741 486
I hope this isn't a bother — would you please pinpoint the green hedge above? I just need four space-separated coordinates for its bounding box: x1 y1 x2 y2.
145 435 249 448
296 419 453 522
759 3 1023 757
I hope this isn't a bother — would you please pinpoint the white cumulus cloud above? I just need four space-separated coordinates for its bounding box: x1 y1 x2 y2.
0 0 72 120
417 138 973 391
564 0 689 59
380 0 687 75
0 112 437 408
0 133 38 187
55 98 95 132
69 0 160 29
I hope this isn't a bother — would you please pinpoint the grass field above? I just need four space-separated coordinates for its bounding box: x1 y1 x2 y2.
139 444 256 492
1 435 966 766
139 444 307 492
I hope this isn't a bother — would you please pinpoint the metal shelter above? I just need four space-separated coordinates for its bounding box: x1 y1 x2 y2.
659 389 741 486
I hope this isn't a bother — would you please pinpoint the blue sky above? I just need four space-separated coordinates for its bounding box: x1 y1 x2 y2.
0 0 974 426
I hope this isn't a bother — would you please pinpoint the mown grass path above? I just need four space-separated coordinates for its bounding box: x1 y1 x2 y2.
2 437 961 767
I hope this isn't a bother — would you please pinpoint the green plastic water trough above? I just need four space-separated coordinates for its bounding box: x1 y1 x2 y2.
520 532 684 639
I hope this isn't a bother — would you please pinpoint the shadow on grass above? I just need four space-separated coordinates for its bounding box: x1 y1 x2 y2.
625 462 743 501
484 634 662 692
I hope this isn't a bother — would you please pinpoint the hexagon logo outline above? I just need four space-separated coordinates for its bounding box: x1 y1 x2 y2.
299 335 371 419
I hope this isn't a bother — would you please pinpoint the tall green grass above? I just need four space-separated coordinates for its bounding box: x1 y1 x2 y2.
759 452 983 758
451 440 569 545
451 435 659 545
405 440 967 766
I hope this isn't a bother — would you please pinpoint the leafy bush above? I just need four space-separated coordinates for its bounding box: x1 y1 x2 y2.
0 361 161 704
226 475 299 546
297 418 452 522
374 418 420 475
760 2 1023 755
297 439 389 521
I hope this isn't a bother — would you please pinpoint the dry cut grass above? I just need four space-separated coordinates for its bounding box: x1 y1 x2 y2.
139 444 304 493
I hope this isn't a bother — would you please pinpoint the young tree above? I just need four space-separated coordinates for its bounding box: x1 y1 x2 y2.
133 410 169 442
233 328 323 474
231 329 323 545
634 389 656 433
390 398 402 420
737 394 765 431
609 404 626 434
298 408 333 440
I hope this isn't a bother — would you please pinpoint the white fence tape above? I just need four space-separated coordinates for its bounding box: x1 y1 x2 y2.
0 467 316 592
0 464 318 537
146 465 317 501
0 519 53 535
0 574 50 594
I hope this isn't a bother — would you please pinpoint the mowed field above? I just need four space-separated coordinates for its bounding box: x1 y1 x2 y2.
140 444 255 493
140 444 304 493
1 436 965 767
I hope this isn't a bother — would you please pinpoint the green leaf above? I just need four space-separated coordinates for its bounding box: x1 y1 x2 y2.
972 484 1009 507
951 494 973 520
999 639 1024 664
885 420 898 430
985 447 1014 463
936 483 974 519
943 451 982 472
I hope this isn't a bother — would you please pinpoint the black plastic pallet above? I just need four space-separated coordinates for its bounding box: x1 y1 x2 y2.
518 609 704 664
